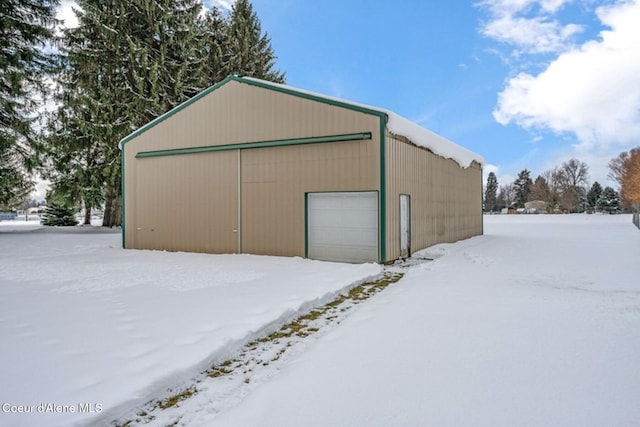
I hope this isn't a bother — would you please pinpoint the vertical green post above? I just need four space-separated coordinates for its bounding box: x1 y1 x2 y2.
379 115 387 263
121 150 126 248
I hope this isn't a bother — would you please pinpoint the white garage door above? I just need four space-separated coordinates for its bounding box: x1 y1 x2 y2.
307 192 378 263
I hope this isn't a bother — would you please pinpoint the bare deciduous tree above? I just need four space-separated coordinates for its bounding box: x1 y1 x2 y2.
557 159 589 212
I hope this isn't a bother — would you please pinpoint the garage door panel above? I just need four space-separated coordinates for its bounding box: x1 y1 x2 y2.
307 192 378 263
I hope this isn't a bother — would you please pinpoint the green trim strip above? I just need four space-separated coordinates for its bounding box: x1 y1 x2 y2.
239 77 388 119
379 117 387 263
121 150 125 248
304 193 309 259
135 132 372 159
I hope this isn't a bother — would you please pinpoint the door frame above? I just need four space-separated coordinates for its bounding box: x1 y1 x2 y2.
399 194 411 258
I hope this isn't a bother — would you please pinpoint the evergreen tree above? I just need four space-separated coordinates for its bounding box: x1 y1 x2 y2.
201 6 229 86
0 145 32 209
48 0 209 227
586 181 603 212
513 169 533 208
0 0 58 208
41 201 78 226
225 0 285 82
45 0 285 226
597 186 619 214
484 172 498 213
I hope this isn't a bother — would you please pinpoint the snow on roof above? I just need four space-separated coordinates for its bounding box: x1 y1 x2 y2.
244 77 484 168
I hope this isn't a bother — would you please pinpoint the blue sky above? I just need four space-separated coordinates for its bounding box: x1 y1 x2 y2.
58 0 640 189
227 0 640 188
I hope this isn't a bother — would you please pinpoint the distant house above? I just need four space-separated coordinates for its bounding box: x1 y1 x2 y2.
120 76 484 263
524 200 548 214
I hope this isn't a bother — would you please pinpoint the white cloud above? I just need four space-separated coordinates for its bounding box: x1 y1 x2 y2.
493 0 640 151
478 0 580 54
482 14 581 54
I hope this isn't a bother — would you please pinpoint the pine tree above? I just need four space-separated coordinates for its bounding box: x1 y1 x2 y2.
201 6 229 86
513 169 533 208
597 186 619 214
0 0 58 208
225 0 285 82
586 181 603 212
46 0 285 226
0 143 33 209
41 201 78 226
484 172 498 213
48 0 210 227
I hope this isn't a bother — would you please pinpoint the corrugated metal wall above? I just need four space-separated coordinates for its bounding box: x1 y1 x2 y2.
385 133 483 260
241 141 377 257
131 151 239 253
126 80 378 152
123 80 380 256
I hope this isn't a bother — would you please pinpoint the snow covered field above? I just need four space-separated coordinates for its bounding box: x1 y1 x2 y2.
1 215 639 427
210 214 640 427
0 224 381 427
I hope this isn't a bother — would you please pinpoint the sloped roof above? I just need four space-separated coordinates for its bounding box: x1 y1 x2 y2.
120 75 484 168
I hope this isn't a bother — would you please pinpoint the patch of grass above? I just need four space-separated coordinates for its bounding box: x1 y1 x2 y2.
117 272 405 427
157 387 196 410
326 295 348 308
248 273 405 348
208 365 233 378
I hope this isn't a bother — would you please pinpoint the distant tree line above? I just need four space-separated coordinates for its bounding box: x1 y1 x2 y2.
484 152 640 214
1 0 284 226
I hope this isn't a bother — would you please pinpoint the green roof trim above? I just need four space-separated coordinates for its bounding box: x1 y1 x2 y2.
239 77 388 120
119 75 236 149
135 132 372 158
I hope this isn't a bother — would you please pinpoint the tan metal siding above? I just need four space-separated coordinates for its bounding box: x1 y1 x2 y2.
127 151 239 253
241 140 378 257
385 133 483 260
122 79 382 256
124 80 378 153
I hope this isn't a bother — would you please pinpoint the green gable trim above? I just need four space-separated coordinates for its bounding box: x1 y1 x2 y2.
239 77 388 120
119 75 235 148
135 132 372 159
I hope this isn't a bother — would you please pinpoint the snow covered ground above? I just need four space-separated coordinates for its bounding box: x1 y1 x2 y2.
1 215 639 427
0 223 381 427
206 214 640 427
